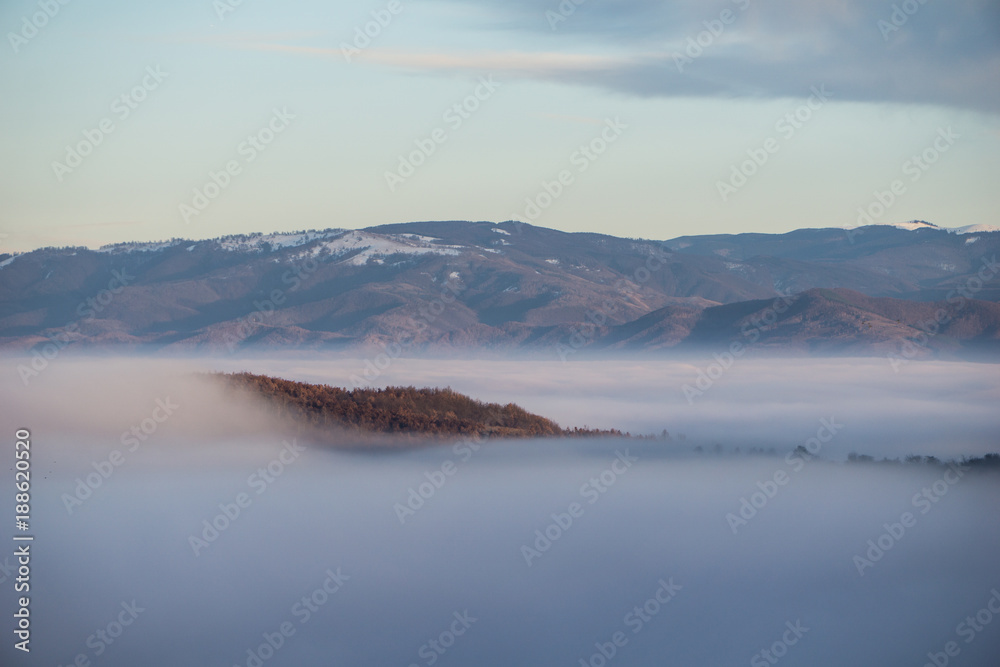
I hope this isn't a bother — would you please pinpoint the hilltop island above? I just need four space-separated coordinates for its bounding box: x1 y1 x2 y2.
210 372 1000 471
212 372 631 441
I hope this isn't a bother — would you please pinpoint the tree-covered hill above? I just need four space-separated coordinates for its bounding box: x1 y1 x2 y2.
213 372 624 440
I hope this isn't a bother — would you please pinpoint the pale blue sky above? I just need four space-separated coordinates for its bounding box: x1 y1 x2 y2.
1 0 998 251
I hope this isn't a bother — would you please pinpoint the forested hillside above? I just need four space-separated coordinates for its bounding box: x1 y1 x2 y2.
215 372 624 439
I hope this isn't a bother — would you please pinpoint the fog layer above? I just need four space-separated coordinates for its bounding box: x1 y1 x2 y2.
0 357 997 666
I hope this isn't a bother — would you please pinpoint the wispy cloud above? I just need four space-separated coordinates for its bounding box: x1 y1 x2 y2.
357 49 627 73
363 0 1000 113
229 42 631 74
196 0 1000 112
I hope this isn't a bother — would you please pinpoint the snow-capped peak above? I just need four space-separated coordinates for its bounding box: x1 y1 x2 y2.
216 229 345 252
890 220 939 231
946 223 1000 235
844 220 999 235
302 230 465 265
88 227 474 263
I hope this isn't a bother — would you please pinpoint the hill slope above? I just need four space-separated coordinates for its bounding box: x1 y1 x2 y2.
1 221 997 356
625 288 1000 357
217 372 623 439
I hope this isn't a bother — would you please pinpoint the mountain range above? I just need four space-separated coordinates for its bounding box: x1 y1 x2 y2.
1 220 998 359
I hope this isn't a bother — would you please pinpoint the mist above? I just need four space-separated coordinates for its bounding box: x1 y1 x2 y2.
0 355 997 666
203 353 1000 460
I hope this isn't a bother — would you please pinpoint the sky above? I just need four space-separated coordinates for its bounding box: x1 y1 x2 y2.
0 0 998 252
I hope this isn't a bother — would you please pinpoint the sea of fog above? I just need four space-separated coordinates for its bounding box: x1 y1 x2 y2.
206 353 999 460
0 356 998 666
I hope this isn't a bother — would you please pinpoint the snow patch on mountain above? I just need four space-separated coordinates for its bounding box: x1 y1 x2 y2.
948 224 1000 235
887 220 940 231
396 233 444 243
304 231 464 265
844 220 1000 235
217 229 344 252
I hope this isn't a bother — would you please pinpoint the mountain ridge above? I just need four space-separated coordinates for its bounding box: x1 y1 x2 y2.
1 220 998 358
